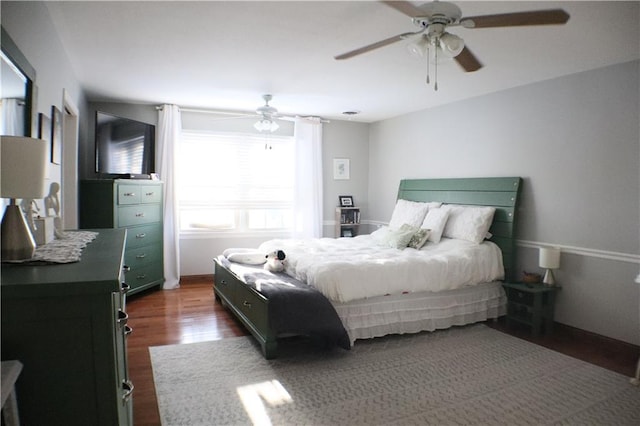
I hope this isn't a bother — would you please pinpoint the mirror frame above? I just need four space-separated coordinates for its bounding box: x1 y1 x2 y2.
1 26 36 137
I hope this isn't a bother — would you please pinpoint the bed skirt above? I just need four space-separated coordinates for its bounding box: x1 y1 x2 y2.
332 281 506 345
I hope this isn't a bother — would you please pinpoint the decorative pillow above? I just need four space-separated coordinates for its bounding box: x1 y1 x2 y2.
441 205 496 244
407 228 431 249
372 224 418 249
388 200 430 229
386 224 419 249
223 248 266 265
421 208 450 243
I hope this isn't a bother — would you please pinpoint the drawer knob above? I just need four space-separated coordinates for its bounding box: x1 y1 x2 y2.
145 192 154 196
117 309 128 325
135 233 146 239
243 301 252 309
121 282 130 293
135 212 145 217
122 380 134 401
137 274 147 280
124 192 135 197
123 265 130 273
136 253 147 259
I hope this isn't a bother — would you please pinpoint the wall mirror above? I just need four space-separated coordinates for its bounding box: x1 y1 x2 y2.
1 27 35 137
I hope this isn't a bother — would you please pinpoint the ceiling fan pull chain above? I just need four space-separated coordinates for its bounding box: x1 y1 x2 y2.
434 44 439 91
425 46 431 84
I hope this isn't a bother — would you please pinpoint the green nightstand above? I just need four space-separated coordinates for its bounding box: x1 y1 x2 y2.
502 282 559 337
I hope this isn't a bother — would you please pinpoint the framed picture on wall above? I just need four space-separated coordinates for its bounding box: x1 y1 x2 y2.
51 105 62 164
333 158 350 180
38 112 51 161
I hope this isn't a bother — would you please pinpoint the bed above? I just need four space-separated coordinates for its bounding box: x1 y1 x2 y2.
214 177 522 358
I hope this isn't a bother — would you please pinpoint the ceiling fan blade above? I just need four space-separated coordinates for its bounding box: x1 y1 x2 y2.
461 9 569 29
381 1 425 18
335 32 414 60
454 46 483 72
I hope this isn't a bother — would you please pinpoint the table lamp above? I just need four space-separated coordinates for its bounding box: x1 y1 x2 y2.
1 136 48 261
539 247 561 286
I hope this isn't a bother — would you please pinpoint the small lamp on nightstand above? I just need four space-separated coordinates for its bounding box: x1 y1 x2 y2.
539 247 561 286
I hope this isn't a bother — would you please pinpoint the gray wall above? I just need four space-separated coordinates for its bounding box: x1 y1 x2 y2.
368 61 640 345
2 1 88 218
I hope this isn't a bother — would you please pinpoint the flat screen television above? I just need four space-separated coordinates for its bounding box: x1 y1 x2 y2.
95 111 155 178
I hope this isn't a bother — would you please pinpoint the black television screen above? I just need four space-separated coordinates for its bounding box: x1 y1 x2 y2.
95 111 155 176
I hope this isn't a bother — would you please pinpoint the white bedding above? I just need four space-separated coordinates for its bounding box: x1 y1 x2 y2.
258 236 504 303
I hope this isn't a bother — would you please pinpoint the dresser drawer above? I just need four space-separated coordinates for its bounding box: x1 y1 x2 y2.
125 223 162 250
118 204 161 227
117 185 142 205
124 263 163 289
507 288 534 305
140 185 162 204
125 245 162 268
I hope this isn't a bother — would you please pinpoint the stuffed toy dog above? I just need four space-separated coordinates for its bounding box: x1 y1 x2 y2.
264 250 286 272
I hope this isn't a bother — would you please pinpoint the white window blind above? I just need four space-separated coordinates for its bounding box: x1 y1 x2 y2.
178 130 295 234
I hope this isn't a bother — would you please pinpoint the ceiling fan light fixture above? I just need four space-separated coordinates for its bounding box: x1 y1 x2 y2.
254 117 279 132
406 34 432 57
439 32 464 58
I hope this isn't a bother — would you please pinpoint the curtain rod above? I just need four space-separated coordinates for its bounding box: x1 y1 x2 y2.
155 104 329 123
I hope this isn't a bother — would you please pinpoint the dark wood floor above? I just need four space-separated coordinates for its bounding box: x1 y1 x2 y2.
126 277 639 426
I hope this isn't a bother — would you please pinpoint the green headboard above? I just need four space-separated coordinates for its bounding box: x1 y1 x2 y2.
397 177 522 281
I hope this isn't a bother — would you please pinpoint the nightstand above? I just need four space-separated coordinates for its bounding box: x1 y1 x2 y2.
335 207 360 237
502 282 559 337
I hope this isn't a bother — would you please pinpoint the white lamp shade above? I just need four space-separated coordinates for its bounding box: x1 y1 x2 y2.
254 118 279 132
407 35 430 57
439 33 464 58
1 136 49 199
539 247 561 269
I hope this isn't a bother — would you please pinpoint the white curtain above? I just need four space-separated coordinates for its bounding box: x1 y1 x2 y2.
292 117 323 238
157 104 181 289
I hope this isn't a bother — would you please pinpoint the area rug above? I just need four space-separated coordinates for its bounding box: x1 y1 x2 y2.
150 324 639 425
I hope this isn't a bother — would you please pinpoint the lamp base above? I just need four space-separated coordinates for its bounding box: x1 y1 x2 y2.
542 269 556 286
1 202 36 261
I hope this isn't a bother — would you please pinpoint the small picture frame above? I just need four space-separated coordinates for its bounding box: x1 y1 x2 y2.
51 106 62 164
333 158 350 180
38 113 52 160
339 195 354 207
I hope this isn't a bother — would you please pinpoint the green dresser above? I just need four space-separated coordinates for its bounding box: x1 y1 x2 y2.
1 229 133 425
80 179 164 294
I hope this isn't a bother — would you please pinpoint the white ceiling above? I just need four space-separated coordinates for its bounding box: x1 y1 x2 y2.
45 1 640 123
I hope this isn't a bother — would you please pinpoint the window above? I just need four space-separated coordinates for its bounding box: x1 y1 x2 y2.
178 130 295 235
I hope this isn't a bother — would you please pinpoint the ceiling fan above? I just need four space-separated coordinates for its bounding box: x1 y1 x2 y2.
203 94 286 131
335 1 570 88
254 94 281 132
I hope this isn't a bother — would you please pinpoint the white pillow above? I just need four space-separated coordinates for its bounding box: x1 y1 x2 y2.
441 205 496 244
370 226 391 245
223 248 266 265
388 200 430 228
421 208 450 243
